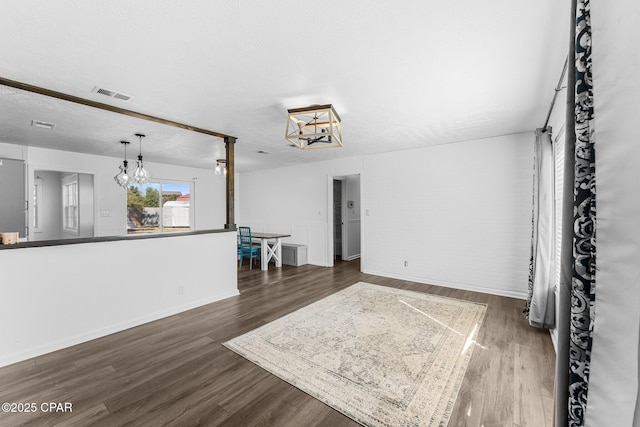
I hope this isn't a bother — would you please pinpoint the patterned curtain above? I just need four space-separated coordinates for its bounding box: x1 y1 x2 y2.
568 0 596 425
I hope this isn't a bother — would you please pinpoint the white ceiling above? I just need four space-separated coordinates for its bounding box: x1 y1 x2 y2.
0 1 569 172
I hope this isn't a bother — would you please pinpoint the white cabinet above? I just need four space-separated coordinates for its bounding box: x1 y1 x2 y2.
282 243 308 266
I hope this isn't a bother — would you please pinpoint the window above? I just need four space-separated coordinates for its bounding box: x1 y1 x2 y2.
127 180 193 234
62 174 79 234
553 124 566 289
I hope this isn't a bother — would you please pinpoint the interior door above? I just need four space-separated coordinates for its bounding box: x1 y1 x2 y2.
0 158 26 237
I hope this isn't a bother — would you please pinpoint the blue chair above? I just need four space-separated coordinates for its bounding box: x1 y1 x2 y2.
238 227 261 270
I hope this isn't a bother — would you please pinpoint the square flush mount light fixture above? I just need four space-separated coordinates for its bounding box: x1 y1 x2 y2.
285 104 342 149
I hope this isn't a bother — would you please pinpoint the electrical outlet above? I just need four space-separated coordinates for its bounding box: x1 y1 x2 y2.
177 285 184 295
404 261 408 267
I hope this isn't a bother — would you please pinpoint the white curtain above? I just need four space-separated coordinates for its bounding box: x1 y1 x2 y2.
526 128 555 329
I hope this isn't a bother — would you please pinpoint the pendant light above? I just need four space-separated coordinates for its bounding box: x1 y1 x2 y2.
215 159 227 176
132 133 151 184
114 140 131 188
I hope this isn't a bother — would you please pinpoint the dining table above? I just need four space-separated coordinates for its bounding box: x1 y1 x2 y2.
251 232 291 271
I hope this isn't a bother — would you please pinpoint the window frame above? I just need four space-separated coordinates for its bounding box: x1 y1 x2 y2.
62 174 79 235
126 178 194 235
33 177 43 233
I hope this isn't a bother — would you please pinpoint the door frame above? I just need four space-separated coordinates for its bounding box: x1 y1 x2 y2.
326 172 362 267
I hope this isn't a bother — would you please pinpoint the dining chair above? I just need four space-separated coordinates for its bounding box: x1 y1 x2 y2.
238 226 261 270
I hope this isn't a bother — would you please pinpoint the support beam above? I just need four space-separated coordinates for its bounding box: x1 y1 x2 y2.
224 136 236 230
0 76 234 140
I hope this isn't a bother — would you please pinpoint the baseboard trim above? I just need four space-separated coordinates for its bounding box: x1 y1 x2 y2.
0 289 240 368
361 268 528 300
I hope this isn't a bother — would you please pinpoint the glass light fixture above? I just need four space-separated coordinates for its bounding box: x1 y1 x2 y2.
114 140 131 188
215 159 227 176
132 133 151 184
285 104 343 149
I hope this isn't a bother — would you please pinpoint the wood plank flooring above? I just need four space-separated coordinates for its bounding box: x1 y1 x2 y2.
0 260 555 426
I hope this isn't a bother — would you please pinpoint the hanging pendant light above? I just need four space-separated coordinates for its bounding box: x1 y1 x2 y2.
114 140 131 188
215 159 227 176
132 133 151 184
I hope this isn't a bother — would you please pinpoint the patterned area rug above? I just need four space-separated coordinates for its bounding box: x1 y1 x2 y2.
223 282 487 427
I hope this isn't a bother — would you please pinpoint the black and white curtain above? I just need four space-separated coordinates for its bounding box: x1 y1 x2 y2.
568 0 596 425
555 0 597 426
555 0 640 425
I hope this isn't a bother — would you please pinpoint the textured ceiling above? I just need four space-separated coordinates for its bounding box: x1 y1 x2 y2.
0 1 569 172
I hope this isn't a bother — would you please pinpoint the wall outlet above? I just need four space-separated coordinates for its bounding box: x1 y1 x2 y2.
177 285 184 295
404 261 408 267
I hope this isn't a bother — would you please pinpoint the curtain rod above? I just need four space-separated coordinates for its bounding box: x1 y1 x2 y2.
543 55 569 132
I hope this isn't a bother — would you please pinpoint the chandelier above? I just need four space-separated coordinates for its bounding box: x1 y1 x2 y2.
285 104 343 149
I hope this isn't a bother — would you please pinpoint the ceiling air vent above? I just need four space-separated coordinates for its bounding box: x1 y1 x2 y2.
91 86 132 101
113 92 131 101
31 120 55 130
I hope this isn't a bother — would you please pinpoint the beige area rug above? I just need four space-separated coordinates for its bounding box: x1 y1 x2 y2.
223 282 487 427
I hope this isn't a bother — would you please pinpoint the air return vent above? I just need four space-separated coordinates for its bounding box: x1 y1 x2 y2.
31 120 55 130
91 86 132 101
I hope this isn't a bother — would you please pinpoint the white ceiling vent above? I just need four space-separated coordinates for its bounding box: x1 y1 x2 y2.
91 86 132 101
31 120 55 130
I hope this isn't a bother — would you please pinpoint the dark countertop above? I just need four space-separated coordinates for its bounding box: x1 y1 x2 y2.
0 228 236 250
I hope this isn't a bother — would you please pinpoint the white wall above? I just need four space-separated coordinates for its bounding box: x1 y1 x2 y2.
238 156 364 265
362 133 533 298
0 231 238 367
239 133 533 298
0 142 25 160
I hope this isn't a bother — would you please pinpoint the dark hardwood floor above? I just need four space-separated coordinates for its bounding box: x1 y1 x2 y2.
0 260 555 426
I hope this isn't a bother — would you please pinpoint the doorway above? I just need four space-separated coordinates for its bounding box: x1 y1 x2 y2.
32 170 94 241
329 173 361 266
333 179 343 260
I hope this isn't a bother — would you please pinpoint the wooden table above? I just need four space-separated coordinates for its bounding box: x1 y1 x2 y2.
252 232 291 271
